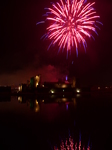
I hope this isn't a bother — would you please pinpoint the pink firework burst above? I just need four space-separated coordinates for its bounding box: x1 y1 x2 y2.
37 0 102 56
54 135 91 150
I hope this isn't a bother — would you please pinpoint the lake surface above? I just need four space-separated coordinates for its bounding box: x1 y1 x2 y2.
0 94 112 150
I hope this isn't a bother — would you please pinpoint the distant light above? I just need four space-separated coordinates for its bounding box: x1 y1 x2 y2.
36 76 39 79
51 90 54 93
66 76 68 81
18 85 22 91
18 86 21 91
35 105 39 112
98 87 100 90
18 96 22 102
66 104 68 110
76 89 80 93
62 84 67 88
76 94 81 97
42 84 44 87
62 98 67 101
42 100 44 102
63 89 64 92
35 107 38 112
35 100 38 105
36 82 38 87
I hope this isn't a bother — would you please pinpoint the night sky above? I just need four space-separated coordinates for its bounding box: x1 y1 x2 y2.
1 0 112 86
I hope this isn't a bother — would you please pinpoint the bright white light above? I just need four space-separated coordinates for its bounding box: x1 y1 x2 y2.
18 85 22 91
18 86 21 91
51 90 54 93
76 89 80 93
36 82 38 87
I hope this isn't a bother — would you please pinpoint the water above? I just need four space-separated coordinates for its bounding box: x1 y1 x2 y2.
0 94 112 150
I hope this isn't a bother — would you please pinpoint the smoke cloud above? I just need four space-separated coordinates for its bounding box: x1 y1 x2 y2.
0 65 68 86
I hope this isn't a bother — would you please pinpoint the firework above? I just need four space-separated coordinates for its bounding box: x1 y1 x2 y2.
37 0 102 56
54 135 90 150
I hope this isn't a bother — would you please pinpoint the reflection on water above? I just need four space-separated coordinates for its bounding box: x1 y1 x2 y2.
17 96 77 113
54 134 90 150
17 96 91 149
1 95 112 149
76 93 81 98
18 96 22 102
34 99 40 112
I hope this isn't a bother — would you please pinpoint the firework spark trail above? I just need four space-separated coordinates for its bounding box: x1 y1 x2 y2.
37 0 102 56
54 136 91 150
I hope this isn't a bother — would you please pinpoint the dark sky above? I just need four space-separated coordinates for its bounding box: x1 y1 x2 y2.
1 0 112 86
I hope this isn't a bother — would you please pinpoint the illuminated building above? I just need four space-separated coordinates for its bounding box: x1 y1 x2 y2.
44 82 72 88
30 75 41 88
17 75 83 95
18 85 22 92
18 84 27 92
